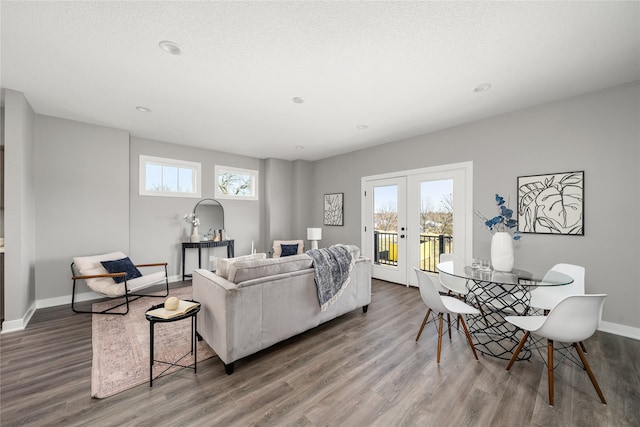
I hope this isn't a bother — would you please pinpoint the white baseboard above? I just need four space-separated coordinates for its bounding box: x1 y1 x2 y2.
1 275 185 333
1 301 37 334
598 321 640 340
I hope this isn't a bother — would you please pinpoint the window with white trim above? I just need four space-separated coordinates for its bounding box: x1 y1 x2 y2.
139 155 201 198
215 165 259 200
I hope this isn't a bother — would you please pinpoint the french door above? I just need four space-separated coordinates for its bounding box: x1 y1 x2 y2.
362 162 473 287
363 177 408 284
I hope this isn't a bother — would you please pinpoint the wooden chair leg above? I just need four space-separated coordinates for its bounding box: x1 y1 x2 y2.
579 341 588 354
506 331 529 370
447 313 452 340
548 339 554 407
459 315 478 361
437 314 444 363
574 343 607 404
416 309 431 341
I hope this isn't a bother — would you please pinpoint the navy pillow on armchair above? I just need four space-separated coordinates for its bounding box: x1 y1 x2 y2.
280 244 299 257
101 257 143 283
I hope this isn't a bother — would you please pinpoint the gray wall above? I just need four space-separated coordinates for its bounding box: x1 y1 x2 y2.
3 89 36 325
129 137 262 276
312 82 640 329
35 116 130 301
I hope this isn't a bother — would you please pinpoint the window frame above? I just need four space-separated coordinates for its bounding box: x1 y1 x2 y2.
139 155 201 198
214 165 259 200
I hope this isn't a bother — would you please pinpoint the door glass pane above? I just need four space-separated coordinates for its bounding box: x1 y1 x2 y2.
420 180 453 271
374 185 398 266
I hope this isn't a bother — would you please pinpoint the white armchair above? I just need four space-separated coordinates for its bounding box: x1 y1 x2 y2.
71 251 169 315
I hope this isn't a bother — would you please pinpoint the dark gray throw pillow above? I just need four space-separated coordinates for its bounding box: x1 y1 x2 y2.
280 244 299 257
101 257 143 283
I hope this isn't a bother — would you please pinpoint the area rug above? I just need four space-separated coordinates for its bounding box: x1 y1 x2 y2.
91 286 216 398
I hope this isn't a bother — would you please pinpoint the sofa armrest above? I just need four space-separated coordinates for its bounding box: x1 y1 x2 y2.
192 269 263 365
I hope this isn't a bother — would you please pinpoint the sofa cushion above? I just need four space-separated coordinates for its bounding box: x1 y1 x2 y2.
229 253 313 284
217 253 267 279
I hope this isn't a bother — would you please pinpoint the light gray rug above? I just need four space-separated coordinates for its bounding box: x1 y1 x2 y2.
91 286 216 398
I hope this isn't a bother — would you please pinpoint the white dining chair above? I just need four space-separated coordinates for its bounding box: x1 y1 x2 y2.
530 263 585 312
414 268 480 363
505 294 607 407
438 253 468 296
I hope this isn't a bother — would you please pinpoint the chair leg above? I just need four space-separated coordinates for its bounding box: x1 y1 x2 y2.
416 308 431 341
459 315 478 361
548 339 554 407
579 341 588 354
437 313 444 363
573 343 607 404
506 330 530 370
447 313 452 340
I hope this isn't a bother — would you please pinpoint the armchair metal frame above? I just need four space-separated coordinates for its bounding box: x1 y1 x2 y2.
71 262 169 315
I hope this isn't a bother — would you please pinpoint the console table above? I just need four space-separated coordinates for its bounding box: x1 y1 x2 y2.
181 240 234 280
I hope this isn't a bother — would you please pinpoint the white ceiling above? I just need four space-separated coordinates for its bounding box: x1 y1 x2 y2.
2 1 639 161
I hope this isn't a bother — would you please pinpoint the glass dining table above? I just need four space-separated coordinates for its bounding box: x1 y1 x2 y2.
437 260 573 360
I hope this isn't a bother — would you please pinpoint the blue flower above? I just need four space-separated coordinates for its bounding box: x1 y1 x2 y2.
474 194 521 241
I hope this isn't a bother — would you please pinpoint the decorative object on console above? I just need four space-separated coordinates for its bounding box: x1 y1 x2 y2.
184 212 201 242
306 227 322 250
323 193 344 226
517 170 584 235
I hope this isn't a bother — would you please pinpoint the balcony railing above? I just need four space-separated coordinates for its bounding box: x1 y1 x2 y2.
373 231 453 273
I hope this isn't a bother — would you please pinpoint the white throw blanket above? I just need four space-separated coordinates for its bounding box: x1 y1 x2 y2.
306 245 355 311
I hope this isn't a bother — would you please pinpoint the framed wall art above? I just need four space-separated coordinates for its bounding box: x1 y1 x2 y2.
323 193 344 226
517 170 584 235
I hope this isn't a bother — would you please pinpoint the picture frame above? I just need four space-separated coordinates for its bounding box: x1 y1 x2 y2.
517 170 584 235
323 193 344 226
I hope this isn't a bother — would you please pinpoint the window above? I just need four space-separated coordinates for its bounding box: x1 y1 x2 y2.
139 155 201 198
215 165 258 200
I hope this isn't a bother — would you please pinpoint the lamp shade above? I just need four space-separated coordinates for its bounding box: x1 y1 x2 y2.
307 227 322 241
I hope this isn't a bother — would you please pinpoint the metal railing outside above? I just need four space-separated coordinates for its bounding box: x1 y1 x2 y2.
373 231 453 273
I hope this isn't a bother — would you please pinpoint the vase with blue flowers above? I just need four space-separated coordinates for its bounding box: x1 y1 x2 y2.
474 194 520 272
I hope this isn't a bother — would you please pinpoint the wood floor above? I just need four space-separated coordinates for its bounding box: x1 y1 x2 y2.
1 279 639 427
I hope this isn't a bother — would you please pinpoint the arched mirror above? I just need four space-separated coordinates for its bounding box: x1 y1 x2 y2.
193 199 225 238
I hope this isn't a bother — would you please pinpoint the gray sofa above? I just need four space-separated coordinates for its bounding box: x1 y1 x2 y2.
192 245 372 374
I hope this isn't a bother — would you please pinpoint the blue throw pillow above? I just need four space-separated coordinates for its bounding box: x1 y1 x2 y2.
101 257 143 284
280 244 299 257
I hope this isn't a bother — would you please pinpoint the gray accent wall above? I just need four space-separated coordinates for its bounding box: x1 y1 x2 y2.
34 116 130 301
312 82 640 329
129 137 262 276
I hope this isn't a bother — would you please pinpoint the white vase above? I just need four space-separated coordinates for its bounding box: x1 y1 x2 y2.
190 226 200 243
491 232 514 272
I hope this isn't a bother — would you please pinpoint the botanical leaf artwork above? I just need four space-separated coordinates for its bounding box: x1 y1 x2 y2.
517 171 584 235
324 193 344 226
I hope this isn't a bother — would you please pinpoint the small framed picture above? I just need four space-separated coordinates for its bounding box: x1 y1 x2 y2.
517 171 584 235
323 193 344 226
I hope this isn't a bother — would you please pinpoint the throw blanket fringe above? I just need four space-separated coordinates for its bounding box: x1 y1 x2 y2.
306 245 355 311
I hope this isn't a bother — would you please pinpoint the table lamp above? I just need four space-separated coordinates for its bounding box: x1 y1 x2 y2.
307 227 322 250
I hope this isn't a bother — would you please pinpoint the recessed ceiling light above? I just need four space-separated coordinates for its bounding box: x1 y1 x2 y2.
136 106 152 113
159 41 181 55
473 83 492 93
296 145 304 149
292 97 304 104
356 125 369 130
